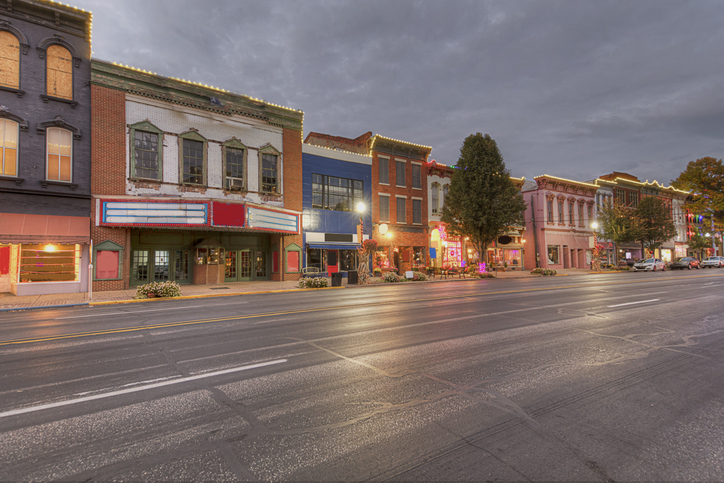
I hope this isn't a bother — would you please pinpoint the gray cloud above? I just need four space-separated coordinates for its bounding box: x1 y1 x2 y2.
77 0 724 184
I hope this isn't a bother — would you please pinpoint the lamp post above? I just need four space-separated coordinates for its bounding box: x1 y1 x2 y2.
356 202 365 245
591 221 601 272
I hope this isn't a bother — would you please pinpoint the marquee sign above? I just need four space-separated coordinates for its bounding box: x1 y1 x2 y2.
100 200 209 227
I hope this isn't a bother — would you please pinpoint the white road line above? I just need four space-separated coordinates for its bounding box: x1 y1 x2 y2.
607 299 660 308
57 301 249 319
0 359 287 419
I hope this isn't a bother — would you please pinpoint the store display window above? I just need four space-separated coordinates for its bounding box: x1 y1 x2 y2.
19 244 80 283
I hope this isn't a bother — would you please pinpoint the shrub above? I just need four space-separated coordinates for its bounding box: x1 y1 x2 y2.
135 281 182 299
475 272 495 278
382 271 400 283
412 271 426 281
298 277 329 288
530 268 557 276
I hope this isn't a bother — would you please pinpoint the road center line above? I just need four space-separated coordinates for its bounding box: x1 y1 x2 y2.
0 359 287 419
607 299 660 308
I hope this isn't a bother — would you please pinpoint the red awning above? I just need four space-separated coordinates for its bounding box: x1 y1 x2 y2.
0 213 90 244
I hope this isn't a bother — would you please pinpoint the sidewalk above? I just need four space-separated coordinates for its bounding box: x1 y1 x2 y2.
0 268 605 312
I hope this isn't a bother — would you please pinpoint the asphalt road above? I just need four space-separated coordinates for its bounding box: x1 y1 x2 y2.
1 270 724 482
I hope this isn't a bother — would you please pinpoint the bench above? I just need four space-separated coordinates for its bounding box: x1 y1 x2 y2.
301 267 326 278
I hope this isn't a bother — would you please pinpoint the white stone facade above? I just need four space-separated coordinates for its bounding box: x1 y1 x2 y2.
124 94 285 207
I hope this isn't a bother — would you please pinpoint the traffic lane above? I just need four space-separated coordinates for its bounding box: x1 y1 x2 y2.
1 289 722 480
0 276 718 398
0 280 716 424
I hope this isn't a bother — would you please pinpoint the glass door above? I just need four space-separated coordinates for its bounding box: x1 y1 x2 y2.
225 250 237 282
239 249 253 281
174 250 189 282
255 251 268 279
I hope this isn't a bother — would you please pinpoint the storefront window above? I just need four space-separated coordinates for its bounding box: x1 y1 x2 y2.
412 247 425 269
375 247 390 269
307 248 323 271
547 245 560 265
19 244 80 283
443 239 462 267
504 249 521 268
339 250 358 271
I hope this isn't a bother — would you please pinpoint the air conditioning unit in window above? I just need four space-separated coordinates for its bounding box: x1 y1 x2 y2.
227 177 245 190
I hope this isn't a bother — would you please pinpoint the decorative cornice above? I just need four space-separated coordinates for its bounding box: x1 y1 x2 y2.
91 59 303 131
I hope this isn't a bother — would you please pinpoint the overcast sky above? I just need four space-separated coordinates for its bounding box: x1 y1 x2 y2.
73 0 724 185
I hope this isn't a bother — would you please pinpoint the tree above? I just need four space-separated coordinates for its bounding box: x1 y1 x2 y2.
671 156 724 231
597 199 638 246
441 133 526 270
634 196 676 255
687 233 711 252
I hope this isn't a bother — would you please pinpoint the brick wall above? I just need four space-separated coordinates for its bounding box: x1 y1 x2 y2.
277 127 303 281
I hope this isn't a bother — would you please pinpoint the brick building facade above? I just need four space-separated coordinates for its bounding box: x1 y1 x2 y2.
90 60 303 291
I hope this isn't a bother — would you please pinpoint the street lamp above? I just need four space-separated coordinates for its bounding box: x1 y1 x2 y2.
591 221 601 272
356 202 365 245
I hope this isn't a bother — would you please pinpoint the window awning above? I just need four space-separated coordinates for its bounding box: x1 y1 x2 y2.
307 242 360 251
0 213 90 244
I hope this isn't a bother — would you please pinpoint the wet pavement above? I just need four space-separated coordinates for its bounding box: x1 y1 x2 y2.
0 268 605 311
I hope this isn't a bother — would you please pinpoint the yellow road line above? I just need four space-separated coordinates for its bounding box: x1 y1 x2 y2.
3 273 722 347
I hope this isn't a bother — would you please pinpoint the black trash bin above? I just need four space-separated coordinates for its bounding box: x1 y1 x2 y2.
331 272 343 287
347 270 358 284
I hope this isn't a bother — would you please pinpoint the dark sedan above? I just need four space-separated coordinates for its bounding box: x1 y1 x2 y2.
671 257 701 270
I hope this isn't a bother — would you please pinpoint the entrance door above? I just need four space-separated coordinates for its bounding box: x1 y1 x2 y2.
239 250 253 281
225 250 237 281
255 251 268 279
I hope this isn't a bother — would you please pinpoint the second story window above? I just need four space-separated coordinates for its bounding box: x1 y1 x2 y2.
547 199 554 223
261 153 278 193
578 203 584 227
0 119 18 176
379 195 390 222
223 139 247 190
182 139 204 185
411 164 421 189
412 199 422 224
0 31 20 89
46 45 73 100
396 197 406 223
569 201 575 225
431 184 439 214
558 199 564 223
311 174 363 211
134 131 160 179
46 127 72 182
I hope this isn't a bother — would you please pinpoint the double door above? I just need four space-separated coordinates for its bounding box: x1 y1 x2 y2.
131 249 190 285
225 249 268 282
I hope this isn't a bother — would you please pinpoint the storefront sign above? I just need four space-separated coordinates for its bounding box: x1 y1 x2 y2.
211 202 246 227
101 201 208 227
247 206 299 234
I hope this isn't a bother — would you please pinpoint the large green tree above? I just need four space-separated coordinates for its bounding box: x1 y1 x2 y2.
635 196 677 254
441 133 526 267
671 156 724 231
597 199 638 246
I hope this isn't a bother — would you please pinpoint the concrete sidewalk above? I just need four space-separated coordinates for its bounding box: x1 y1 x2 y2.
0 268 606 312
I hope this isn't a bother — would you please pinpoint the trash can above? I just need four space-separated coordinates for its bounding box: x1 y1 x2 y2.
331 272 343 287
347 270 358 284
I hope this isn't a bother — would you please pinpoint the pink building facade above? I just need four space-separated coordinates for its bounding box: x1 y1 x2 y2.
523 175 598 270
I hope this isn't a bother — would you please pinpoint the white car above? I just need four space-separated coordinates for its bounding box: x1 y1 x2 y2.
701 256 724 268
632 258 666 271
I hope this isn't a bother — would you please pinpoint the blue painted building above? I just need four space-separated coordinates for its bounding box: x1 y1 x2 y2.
302 144 372 275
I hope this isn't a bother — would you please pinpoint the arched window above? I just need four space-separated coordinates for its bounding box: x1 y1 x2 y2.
431 183 440 214
0 119 18 176
0 31 20 89
47 127 72 182
46 44 73 100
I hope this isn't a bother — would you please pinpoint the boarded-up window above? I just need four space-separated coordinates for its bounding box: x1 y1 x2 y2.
0 119 18 176
46 45 73 100
0 31 20 89
96 251 120 279
47 127 72 182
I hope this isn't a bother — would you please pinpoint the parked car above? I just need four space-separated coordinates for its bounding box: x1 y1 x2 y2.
670 257 701 270
633 258 666 271
701 256 724 268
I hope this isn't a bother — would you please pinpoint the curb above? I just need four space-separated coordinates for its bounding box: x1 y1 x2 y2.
0 303 89 313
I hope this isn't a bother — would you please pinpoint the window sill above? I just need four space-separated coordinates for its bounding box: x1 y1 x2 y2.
130 177 162 183
412 187 422 190
41 94 78 108
0 85 25 97
40 180 77 190
0 175 23 185
378 182 389 186
396 185 406 188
